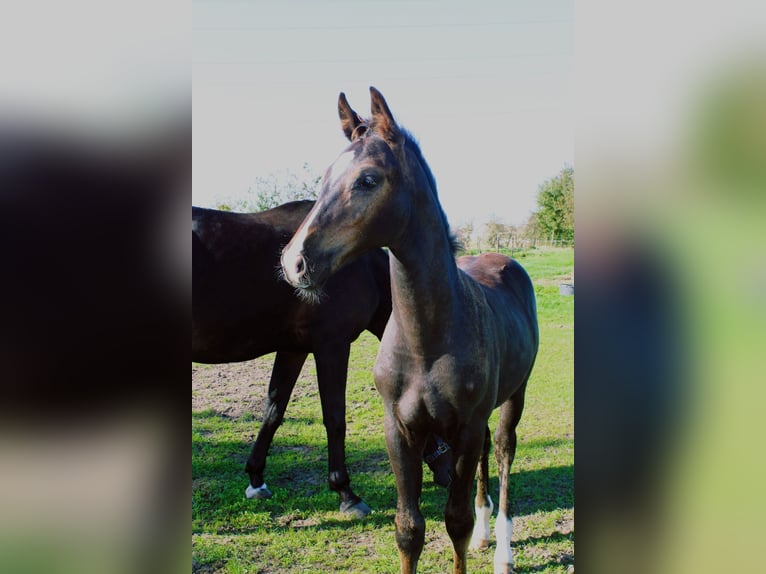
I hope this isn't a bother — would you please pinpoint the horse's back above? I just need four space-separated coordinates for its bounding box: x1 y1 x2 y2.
192 201 391 362
192 201 314 243
457 253 539 395
193 205 303 361
457 253 536 319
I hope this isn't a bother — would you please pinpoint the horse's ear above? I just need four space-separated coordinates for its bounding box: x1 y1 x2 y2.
338 92 364 141
369 86 401 145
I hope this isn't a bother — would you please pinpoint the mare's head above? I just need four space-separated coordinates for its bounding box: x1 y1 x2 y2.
281 87 448 301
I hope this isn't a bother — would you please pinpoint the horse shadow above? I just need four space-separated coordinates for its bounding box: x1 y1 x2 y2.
193 423 572 531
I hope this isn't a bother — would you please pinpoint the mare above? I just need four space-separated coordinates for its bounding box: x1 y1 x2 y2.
281 89 539 573
193 200 452 517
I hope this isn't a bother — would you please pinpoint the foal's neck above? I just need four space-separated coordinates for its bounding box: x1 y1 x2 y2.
388 189 461 359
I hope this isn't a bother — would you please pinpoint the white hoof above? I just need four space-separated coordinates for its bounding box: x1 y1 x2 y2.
339 500 371 518
245 482 272 499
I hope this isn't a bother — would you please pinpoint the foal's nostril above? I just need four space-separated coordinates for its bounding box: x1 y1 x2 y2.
294 254 305 277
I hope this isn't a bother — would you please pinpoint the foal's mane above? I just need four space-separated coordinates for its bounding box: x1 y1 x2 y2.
398 128 461 255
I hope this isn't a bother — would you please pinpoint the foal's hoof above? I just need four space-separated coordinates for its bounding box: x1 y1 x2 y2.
469 538 491 550
339 500 371 518
245 483 273 499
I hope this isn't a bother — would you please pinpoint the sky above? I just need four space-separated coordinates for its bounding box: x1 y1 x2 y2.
193 0 573 227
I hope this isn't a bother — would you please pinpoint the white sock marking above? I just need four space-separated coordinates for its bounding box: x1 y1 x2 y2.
494 510 514 573
469 495 494 549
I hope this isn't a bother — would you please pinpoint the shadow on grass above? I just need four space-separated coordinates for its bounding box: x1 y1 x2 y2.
512 530 575 573
512 464 574 515
193 425 573 532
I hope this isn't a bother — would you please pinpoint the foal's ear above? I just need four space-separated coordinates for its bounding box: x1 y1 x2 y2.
338 92 365 141
369 86 401 145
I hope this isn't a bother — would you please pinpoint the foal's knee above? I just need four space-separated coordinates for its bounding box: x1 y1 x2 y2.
395 510 425 556
445 505 475 544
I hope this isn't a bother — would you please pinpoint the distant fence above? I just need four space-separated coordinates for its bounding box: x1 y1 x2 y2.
460 237 573 255
510 238 573 249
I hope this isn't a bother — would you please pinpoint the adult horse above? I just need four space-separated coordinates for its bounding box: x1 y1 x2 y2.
193 200 452 518
281 89 539 573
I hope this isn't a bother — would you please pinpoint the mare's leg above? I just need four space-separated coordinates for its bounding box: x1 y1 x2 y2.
469 426 494 549
492 385 527 574
384 410 426 574
245 351 307 499
315 344 370 517
445 422 487 574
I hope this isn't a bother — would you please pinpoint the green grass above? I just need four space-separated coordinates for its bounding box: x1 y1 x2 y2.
193 247 573 573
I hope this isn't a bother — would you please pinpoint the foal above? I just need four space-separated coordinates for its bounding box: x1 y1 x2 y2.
281 88 538 574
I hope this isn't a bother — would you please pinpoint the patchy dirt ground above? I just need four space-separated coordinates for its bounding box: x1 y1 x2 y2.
192 355 318 419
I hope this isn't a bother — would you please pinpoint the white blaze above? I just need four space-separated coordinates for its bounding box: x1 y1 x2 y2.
327 150 355 186
281 199 322 284
282 148 354 285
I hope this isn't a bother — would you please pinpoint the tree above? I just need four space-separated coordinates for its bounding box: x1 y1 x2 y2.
454 220 474 253
483 215 511 251
520 212 542 241
533 165 574 242
217 163 321 212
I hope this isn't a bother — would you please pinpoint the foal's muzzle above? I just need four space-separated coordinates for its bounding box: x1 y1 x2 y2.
280 250 326 304
281 250 308 287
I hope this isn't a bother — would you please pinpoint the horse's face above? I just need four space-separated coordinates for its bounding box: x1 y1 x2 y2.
281 88 409 301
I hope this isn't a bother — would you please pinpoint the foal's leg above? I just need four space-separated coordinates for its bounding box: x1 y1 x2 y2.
445 422 486 574
384 411 426 574
245 351 307 499
469 426 493 549
493 386 527 574
315 344 370 517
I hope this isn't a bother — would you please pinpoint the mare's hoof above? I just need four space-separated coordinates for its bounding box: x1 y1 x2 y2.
494 565 513 574
339 500 371 518
245 483 273 499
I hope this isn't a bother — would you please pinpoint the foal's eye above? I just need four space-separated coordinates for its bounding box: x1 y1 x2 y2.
357 175 378 190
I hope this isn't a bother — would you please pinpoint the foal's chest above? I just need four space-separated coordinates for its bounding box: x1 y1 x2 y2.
374 344 496 420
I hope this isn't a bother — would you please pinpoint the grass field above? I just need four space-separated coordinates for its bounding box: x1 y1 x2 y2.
193 247 573 573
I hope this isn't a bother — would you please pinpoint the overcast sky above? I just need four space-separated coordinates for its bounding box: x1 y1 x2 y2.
193 0 573 226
